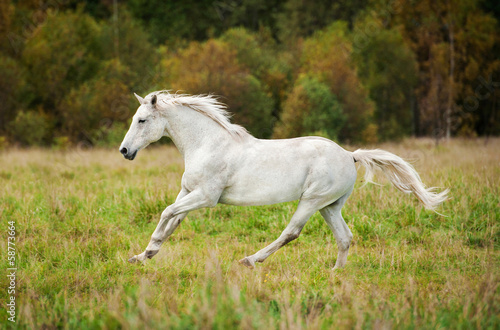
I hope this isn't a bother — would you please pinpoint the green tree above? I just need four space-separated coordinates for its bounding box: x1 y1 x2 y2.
22 10 103 113
0 55 25 133
100 9 157 91
59 59 134 144
300 22 376 143
17 8 157 145
220 27 275 80
62 0 112 19
7 110 52 146
211 0 285 36
0 0 12 51
275 0 368 43
220 27 293 125
127 0 223 45
274 75 345 140
352 16 418 140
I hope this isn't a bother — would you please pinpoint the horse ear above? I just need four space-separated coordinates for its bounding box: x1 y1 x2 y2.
134 93 144 104
151 94 157 106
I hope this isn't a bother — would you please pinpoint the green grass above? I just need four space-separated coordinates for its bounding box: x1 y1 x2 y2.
1 138 499 329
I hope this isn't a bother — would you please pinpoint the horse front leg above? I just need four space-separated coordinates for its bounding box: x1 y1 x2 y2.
128 212 188 263
128 189 188 263
128 188 217 264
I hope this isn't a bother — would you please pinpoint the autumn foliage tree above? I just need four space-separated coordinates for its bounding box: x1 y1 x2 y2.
274 75 345 140
390 0 500 138
298 22 377 143
10 8 155 144
160 38 275 137
0 0 498 146
59 59 134 143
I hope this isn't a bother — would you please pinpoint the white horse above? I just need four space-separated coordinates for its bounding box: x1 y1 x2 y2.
120 91 448 269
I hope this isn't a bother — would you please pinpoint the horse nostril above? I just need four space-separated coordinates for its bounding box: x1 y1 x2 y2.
120 147 128 155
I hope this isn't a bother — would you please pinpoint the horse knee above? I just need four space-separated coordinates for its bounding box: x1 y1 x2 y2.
282 229 301 244
346 230 353 243
161 207 173 221
337 226 353 250
339 239 351 251
337 234 352 251
151 233 162 243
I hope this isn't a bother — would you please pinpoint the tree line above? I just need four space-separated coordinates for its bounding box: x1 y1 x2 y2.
0 0 498 147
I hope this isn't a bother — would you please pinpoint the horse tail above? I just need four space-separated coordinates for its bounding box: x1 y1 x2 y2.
351 149 448 211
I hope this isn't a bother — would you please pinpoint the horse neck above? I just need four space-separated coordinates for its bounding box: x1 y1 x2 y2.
163 105 233 157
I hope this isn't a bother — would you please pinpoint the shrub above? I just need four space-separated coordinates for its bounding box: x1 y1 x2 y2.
59 59 134 144
7 110 52 146
93 122 129 148
0 55 25 132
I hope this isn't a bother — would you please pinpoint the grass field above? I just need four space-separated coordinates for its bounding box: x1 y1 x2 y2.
1 138 499 329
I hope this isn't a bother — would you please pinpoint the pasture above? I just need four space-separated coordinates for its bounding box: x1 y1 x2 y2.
1 138 499 329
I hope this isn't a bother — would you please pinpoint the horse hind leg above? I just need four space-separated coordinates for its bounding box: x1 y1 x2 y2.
239 199 319 269
319 191 354 270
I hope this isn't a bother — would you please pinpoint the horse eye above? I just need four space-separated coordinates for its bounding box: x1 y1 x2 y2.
138 119 146 123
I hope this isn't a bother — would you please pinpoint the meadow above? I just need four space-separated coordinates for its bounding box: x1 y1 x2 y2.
0 138 499 329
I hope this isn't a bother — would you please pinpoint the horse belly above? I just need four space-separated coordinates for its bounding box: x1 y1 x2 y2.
217 137 351 206
219 168 307 206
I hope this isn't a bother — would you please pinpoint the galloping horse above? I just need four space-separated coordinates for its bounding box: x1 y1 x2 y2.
120 91 448 269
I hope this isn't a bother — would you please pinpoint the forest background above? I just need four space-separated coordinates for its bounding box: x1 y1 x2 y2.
0 0 499 147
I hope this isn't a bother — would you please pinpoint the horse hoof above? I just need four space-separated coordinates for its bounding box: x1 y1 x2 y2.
238 257 255 269
332 264 344 271
128 256 137 263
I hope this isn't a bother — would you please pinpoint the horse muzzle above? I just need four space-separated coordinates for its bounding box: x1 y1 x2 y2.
120 147 138 160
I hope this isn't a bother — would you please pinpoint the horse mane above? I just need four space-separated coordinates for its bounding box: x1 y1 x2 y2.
149 91 249 139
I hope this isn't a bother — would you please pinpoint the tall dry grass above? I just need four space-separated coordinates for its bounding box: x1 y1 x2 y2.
0 138 498 328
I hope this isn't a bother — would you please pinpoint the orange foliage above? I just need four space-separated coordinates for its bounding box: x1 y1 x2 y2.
299 22 376 142
161 40 274 137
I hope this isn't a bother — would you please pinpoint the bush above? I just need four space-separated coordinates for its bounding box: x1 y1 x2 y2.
52 136 71 151
7 110 52 146
0 55 25 132
0 136 8 150
93 122 129 148
59 59 134 144
22 10 103 112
